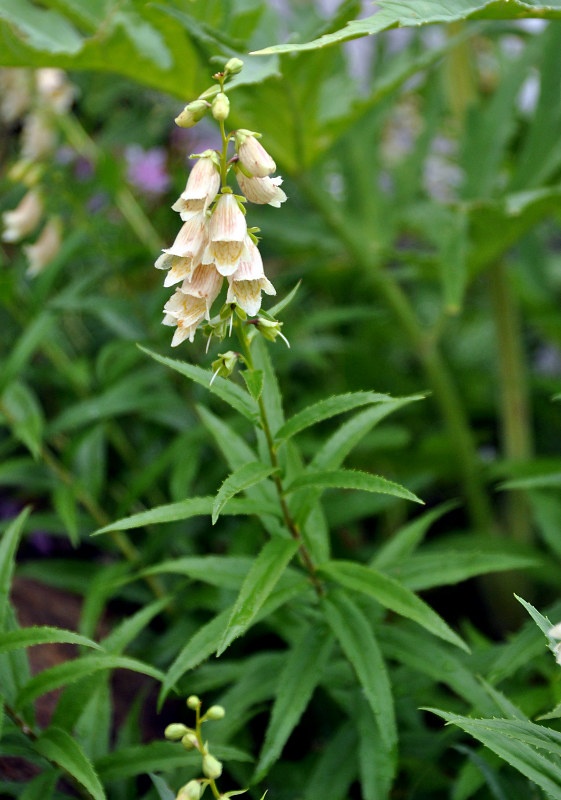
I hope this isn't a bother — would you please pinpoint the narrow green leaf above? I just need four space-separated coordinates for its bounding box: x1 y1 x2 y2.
242 369 264 401
15 655 164 710
150 773 175 800
323 591 397 752
268 281 301 317
217 537 300 656
515 594 557 659
139 346 257 421
101 596 170 654
196 404 258 470
319 561 468 652
501 472 561 490
252 337 284 433
19 770 58 800
356 700 396 800
285 468 423 505
0 626 101 655
372 501 457 569
0 507 31 629
53 481 79 546
255 624 333 781
34 726 105 800
213 462 277 524
1 381 44 459
303 721 358 800
140 556 253 590
274 391 392 445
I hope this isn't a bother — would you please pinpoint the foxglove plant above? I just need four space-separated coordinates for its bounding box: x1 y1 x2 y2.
155 59 285 352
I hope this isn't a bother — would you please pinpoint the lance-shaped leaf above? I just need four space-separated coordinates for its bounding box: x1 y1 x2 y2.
139 346 257 421
0 507 31 629
323 591 397 753
284 469 423 505
212 463 278 524
0 626 101 655
254 624 333 781
141 556 253 590
34 727 105 800
15 655 164 710
319 561 468 651
217 537 300 656
274 391 393 445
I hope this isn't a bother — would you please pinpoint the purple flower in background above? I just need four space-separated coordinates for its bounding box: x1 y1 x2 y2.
125 144 171 195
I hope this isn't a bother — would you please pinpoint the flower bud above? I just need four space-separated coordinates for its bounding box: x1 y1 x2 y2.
211 352 238 383
181 732 199 751
202 753 223 780
256 318 290 347
178 780 202 800
205 705 226 720
234 130 276 178
164 723 190 741
186 695 201 709
224 58 243 76
211 92 230 122
175 100 208 128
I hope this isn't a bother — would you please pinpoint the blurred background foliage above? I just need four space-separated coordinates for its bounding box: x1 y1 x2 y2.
2 1 561 799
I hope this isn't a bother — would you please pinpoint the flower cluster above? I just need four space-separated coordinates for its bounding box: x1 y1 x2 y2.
155 60 286 347
1 68 74 275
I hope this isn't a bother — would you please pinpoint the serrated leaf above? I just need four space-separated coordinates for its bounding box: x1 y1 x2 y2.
274 391 393 445
319 561 468 651
0 507 31 629
213 462 277 524
254 624 333 781
34 726 105 800
15 655 164 710
0 626 101 655
323 591 397 752
253 0 561 55
372 501 458 569
515 594 556 648
284 468 423 505
242 369 264 401
217 537 300 656
139 346 257 421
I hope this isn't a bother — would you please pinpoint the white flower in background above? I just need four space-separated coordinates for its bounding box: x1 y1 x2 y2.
235 130 276 177
0 69 33 124
21 112 58 161
171 152 220 220
227 236 276 316
203 192 247 276
23 217 62 276
549 622 561 665
235 169 287 207
36 68 75 113
2 190 43 242
163 263 223 346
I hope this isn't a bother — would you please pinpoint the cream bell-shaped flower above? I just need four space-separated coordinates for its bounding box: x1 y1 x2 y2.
163 263 223 346
155 212 207 286
2 190 43 243
36 68 75 113
171 153 220 221
24 217 62 276
235 130 276 178
203 192 247 277
21 112 57 161
227 236 276 316
235 169 287 208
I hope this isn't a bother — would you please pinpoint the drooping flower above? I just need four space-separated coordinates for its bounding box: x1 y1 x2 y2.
163 263 223 346
35 68 75 113
23 217 62 276
171 153 220 220
235 169 287 207
234 130 276 178
226 236 275 316
2 190 43 243
203 192 247 276
155 212 207 286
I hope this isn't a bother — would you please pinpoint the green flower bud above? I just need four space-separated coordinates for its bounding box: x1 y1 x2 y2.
175 100 208 128
181 732 199 751
205 705 226 720
224 57 244 76
203 753 223 780
164 723 189 741
211 352 238 383
255 318 290 348
211 92 230 121
186 695 201 710
179 780 202 800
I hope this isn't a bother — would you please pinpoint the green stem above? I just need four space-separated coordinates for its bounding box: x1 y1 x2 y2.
489 260 533 543
299 176 494 533
445 22 476 126
236 320 324 595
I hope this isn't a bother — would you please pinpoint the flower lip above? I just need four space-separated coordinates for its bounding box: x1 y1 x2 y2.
235 170 287 207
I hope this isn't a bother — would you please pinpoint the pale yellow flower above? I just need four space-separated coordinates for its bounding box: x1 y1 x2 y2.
2 190 43 243
227 236 275 316
235 130 276 178
171 154 220 220
163 263 223 345
203 192 247 276
155 213 207 286
21 112 57 161
36 68 75 113
23 217 62 276
235 170 287 207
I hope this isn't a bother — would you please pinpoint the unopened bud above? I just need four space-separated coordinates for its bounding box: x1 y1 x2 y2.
224 58 243 76
186 695 201 709
203 753 223 780
256 318 290 348
205 705 226 720
212 92 230 121
181 732 199 751
164 723 189 740
175 100 208 128
211 352 238 383
178 780 202 800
